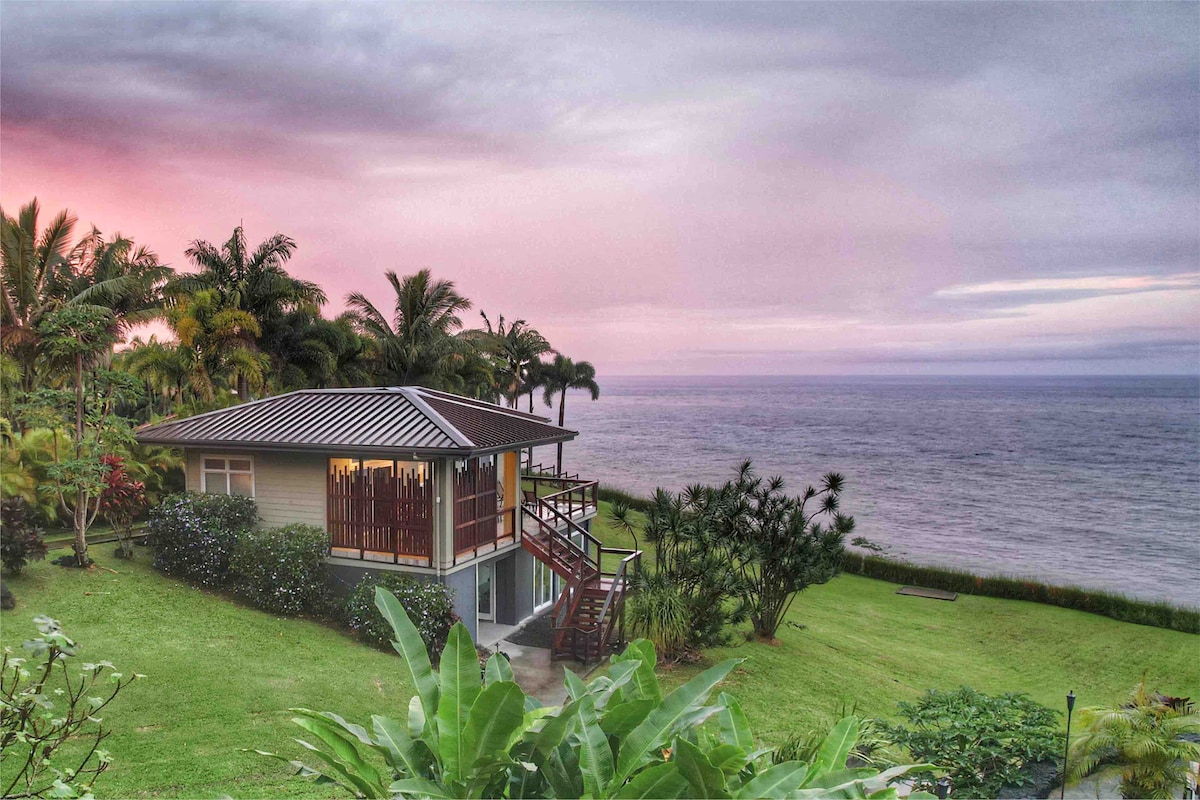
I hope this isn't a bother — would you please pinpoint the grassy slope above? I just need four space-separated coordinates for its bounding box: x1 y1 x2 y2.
591 502 1200 743
0 557 412 799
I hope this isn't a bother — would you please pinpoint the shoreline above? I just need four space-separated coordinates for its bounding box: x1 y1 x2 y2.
595 487 1200 634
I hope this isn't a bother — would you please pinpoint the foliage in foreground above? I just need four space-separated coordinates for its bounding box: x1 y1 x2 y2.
1068 677 1200 799
843 553 1200 634
255 587 935 799
344 572 458 657
883 686 1060 799
0 616 141 799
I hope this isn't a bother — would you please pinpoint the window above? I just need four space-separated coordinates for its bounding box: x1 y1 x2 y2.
201 456 254 497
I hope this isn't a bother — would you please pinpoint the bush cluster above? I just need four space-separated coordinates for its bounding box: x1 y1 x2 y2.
345 572 457 657
843 553 1200 634
231 524 332 616
148 492 257 587
1 498 48 576
883 686 1061 799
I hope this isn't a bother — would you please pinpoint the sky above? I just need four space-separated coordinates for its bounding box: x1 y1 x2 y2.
2 1 1198 376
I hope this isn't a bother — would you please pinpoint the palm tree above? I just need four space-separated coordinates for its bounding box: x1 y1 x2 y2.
346 269 473 388
1068 677 1200 799
540 354 599 475
175 225 325 398
479 312 553 408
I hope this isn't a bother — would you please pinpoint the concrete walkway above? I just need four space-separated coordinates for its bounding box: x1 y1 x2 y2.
491 638 592 706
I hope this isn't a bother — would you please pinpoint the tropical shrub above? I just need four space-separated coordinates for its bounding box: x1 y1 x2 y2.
97 454 147 559
884 686 1060 799
231 524 332 616
626 570 691 660
344 572 457 657
1068 677 1200 799
0 615 142 798
254 587 936 799
147 492 257 587
0 497 47 575
612 460 852 645
775 704 900 769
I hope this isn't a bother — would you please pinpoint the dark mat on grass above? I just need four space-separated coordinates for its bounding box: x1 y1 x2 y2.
505 613 554 648
896 586 958 601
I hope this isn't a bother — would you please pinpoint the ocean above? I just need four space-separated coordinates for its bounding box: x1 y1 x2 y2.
535 375 1200 607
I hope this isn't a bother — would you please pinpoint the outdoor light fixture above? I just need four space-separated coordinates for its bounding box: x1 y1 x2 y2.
1061 690 1076 800
935 777 952 799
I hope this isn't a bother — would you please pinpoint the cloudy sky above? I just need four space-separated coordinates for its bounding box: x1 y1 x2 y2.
2 2 1197 375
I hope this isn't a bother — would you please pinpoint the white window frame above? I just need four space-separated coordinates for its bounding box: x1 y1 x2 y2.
200 454 256 498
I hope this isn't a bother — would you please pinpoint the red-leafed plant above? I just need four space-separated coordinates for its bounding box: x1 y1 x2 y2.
98 455 146 559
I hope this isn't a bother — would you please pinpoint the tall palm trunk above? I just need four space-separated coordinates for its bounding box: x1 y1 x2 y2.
556 388 567 476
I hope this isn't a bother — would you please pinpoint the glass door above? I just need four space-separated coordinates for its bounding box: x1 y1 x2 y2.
478 562 495 622
534 560 553 610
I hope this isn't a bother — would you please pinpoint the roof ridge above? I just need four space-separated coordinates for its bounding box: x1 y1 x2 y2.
399 387 475 449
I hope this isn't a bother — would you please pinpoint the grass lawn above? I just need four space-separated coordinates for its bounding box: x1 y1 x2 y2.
0 557 413 799
591 502 1200 743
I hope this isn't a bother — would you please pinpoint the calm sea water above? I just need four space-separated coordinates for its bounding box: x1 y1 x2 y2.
536 375 1200 607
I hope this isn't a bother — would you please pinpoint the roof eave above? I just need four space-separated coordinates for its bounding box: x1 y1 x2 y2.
135 432 578 459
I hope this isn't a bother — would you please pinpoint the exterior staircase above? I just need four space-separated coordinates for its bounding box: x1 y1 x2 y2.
520 477 641 663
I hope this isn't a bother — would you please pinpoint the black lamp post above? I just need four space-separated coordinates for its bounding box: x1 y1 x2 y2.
1061 690 1076 800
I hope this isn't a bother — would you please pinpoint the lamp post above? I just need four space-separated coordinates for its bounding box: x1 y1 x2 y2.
1061 690 1076 800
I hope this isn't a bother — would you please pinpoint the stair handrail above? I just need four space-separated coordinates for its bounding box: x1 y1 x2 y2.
551 559 589 654
524 502 594 571
525 496 601 573
594 550 641 638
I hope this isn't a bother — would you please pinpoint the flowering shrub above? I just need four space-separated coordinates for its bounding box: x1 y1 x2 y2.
0 498 47 575
344 573 456 657
148 492 257 587
231 524 331 615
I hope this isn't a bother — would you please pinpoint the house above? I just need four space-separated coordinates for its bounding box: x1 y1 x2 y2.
136 386 639 661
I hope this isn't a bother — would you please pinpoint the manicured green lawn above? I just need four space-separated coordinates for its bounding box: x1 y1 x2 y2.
3 507 1196 798
591 502 1200 744
1 557 413 799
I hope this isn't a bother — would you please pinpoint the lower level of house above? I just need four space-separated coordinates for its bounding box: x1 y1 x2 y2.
182 447 598 642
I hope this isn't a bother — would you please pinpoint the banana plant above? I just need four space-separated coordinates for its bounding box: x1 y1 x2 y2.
251 587 936 799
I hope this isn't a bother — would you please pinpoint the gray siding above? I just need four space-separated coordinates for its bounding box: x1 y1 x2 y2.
184 449 326 530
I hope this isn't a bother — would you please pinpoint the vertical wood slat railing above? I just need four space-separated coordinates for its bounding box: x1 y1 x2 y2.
327 463 434 565
454 458 517 563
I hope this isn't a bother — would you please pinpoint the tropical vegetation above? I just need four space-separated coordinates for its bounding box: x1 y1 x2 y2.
1067 677 1200 799
255 586 935 799
2 197 599 571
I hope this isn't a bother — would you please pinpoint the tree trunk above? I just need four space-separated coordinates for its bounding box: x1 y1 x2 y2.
72 352 90 567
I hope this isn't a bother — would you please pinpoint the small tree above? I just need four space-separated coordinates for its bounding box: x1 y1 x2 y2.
0 615 142 798
97 455 146 559
33 306 141 566
719 461 852 639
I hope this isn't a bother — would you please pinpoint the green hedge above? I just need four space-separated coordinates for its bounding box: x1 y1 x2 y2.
231 524 332 616
597 486 654 514
148 492 258 587
844 553 1199 634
